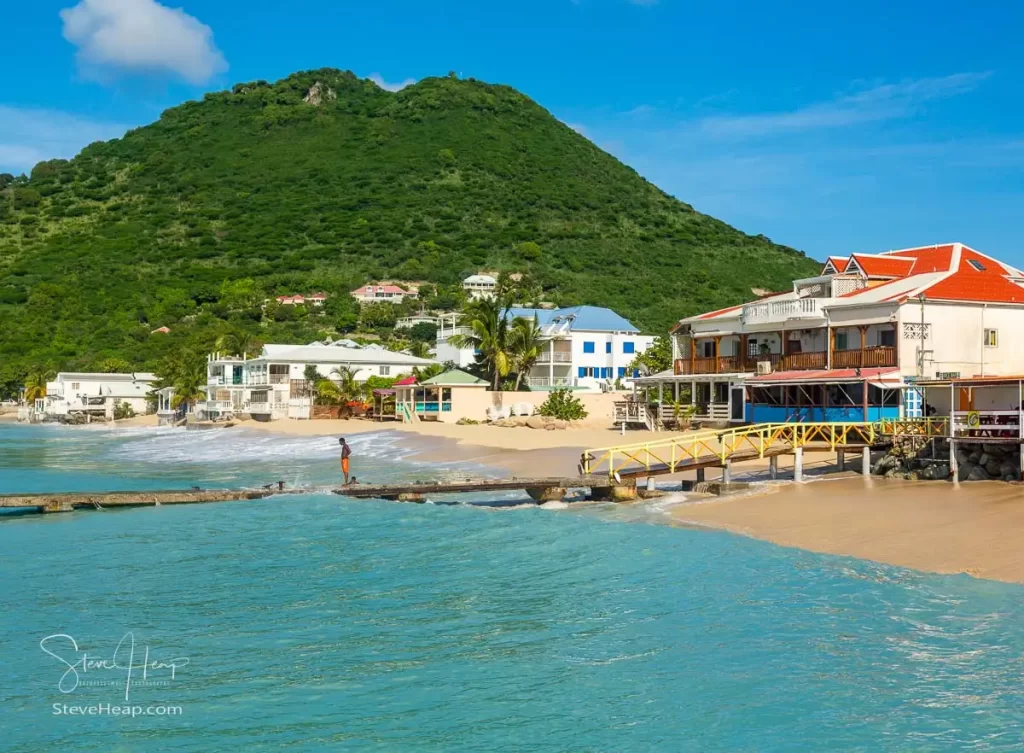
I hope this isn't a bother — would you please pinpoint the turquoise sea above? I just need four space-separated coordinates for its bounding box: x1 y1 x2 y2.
2 423 1024 751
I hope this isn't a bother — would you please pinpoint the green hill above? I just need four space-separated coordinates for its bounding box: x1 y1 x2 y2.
0 68 817 384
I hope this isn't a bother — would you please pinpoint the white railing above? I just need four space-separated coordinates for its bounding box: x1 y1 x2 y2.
743 298 829 325
437 326 475 341
536 351 572 363
952 410 1021 437
527 377 571 388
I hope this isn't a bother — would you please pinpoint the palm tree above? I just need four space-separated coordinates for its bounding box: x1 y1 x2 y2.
509 315 543 390
449 296 511 391
215 330 261 359
412 363 446 381
170 359 207 413
315 366 362 416
406 341 431 359
24 368 55 403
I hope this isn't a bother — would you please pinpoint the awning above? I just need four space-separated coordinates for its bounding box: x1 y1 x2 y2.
634 370 747 384
746 367 904 388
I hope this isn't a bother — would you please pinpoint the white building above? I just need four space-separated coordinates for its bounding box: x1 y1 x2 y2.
643 242 1024 425
436 306 655 391
396 314 440 330
206 342 437 421
350 284 417 304
463 274 497 300
40 372 157 420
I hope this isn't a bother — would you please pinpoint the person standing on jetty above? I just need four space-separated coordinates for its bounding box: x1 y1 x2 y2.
339 438 352 485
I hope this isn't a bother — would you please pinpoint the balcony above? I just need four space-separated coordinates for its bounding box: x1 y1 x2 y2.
742 298 829 326
673 347 895 376
536 351 572 364
526 377 572 388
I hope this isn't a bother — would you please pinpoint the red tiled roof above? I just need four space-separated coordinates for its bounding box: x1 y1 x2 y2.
848 254 915 278
353 285 407 294
697 304 743 320
748 367 900 384
823 256 849 274
916 247 1024 304
393 375 417 386
884 244 955 274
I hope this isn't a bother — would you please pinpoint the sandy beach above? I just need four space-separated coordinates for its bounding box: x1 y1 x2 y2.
674 476 1024 583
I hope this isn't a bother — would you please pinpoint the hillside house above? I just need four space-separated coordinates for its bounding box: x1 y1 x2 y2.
350 284 417 304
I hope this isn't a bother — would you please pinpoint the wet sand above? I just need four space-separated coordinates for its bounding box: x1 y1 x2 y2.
674 476 1024 584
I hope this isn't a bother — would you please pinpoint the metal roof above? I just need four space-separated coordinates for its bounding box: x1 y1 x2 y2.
419 369 488 386
506 305 641 333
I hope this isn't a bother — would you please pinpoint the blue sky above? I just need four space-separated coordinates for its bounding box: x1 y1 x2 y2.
2 0 1023 263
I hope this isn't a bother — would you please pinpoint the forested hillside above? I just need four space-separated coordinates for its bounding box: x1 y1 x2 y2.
0 68 817 388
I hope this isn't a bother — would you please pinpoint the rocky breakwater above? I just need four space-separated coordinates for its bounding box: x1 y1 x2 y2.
872 438 1022 482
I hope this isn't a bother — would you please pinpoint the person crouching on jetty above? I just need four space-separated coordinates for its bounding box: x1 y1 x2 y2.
339 438 352 485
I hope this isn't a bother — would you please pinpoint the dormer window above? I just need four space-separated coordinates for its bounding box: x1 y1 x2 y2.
967 259 986 271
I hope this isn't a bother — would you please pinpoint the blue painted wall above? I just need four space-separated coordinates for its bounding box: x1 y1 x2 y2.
748 405 900 423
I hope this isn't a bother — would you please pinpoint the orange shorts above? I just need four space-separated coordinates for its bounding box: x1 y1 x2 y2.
342 458 350 474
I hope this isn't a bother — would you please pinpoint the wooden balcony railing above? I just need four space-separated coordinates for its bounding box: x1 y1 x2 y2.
673 347 896 376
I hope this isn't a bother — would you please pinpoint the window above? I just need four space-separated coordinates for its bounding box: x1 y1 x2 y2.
618 367 626 378
71 383 79 390
380 365 391 376
968 259 987 271
747 338 759 357
985 329 998 347
701 341 715 358
878 328 895 348
578 367 597 378
835 332 849 351
583 342 595 354
605 342 611 354
623 341 635 354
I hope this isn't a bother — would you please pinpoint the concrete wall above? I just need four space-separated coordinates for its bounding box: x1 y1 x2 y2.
429 388 624 425
899 302 1024 379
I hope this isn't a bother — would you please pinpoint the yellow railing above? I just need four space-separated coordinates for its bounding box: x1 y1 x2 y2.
580 418 947 478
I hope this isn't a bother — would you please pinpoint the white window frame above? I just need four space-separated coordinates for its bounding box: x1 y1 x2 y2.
380 365 391 376
984 328 998 348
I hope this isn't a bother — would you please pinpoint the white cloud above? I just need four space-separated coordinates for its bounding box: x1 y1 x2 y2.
0 105 131 173
566 122 589 137
697 72 992 139
368 73 416 93
60 0 227 85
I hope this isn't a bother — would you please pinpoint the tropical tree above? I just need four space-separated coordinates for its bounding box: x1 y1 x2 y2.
315 365 362 405
97 357 132 373
406 340 431 359
169 358 207 412
24 368 55 402
449 295 512 390
215 329 262 358
509 315 543 390
628 334 672 376
412 363 446 381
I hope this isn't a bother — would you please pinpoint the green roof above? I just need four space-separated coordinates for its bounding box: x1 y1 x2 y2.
419 369 488 386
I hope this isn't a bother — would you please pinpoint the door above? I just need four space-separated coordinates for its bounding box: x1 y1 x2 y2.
731 387 746 421
957 388 973 411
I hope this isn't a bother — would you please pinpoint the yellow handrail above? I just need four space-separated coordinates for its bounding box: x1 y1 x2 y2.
581 417 947 477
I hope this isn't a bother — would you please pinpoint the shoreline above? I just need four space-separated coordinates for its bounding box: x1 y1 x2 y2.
10 417 1024 584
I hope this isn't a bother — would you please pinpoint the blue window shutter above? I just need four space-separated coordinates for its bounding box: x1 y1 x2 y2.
623 341 635 354
618 367 626 377
600 367 608 378
578 367 586 378
605 342 611 353
632 368 639 378
583 341 595 354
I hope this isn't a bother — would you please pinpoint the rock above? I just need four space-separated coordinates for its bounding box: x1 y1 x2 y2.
999 460 1018 479
552 419 568 429
978 453 991 468
513 416 530 427
986 459 1002 477
958 461 975 482
303 82 337 106
544 423 557 430
969 450 983 464
983 443 1007 457
526 416 547 430
920 464 949 480
872 455 897 475
968 465 991 481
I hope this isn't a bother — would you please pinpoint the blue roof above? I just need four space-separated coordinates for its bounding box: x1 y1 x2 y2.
506 305 640 333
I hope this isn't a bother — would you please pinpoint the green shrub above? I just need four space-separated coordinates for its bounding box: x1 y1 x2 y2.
538 389 587 421
114 401 136 420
